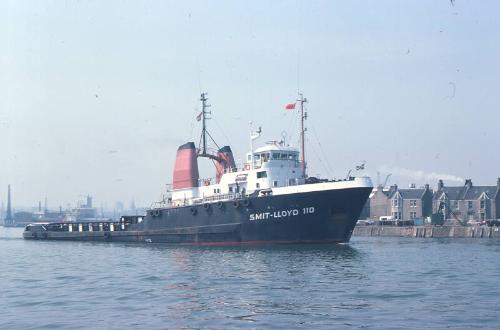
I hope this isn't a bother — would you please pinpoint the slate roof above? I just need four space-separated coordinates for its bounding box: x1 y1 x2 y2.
435 185 499 200
434 187 467 201
383 186 397 197
389 188 427 199
463 186 498 199
371 185 397 198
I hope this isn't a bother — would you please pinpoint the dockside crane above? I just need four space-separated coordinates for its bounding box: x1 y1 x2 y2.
433 201 467 226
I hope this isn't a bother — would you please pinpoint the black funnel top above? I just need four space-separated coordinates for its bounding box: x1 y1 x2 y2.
178 142 196 150
218 146 232 153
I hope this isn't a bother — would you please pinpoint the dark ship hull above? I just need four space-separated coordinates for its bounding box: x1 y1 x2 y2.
23 185 371 244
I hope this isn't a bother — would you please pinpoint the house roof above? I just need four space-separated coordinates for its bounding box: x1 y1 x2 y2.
371 185 397 198
435 185 499 200
389 188 427 199
463 186 498 199
434 187 466 200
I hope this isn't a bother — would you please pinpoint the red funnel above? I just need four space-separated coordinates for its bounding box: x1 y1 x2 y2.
172 142 199 189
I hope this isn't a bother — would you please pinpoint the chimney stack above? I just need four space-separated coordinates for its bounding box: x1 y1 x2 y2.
497 177 500 188
465 179 472 188
438 180 444 191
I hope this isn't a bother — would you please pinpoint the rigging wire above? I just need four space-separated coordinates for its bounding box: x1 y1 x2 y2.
309 121 335 176
283 108 299 147
195 57 202 96
189 109 197 141
307 135 332 177
213 117 231 146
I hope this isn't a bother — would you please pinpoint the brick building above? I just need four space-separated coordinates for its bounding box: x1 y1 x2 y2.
387 184 433 221
369 185 396 220
433 178 500 222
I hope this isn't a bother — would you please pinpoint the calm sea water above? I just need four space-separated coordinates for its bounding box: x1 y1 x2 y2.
1 226 500 329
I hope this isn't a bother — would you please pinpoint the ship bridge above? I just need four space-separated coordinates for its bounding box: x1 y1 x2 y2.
246 143 300 171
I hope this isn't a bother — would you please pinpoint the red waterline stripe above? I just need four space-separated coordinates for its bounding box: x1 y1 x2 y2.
181 239 345 246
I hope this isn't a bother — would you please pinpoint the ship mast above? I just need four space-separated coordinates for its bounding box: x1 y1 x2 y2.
298 93 307 178
197 92 223 162
200 92 210 156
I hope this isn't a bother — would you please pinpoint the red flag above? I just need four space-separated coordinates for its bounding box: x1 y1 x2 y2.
285 103 296 110
196 112 202 121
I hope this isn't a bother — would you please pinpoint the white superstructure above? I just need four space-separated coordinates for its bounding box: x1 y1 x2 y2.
161 92 373 209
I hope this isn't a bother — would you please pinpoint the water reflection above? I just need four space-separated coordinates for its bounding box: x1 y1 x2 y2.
144 243 366 327
2 230 500 329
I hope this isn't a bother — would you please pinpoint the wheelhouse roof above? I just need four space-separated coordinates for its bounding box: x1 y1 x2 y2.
253 144 299 153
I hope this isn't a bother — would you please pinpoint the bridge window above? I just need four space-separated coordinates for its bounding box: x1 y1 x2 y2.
257 171 267 179
272 153 280 160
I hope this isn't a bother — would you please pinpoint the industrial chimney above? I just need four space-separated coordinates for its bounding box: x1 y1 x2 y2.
5 185 13 225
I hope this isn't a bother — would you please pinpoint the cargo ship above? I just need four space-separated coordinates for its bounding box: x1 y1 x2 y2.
23 93 373 244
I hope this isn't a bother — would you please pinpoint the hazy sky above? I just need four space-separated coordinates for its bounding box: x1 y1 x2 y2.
1 0 499 208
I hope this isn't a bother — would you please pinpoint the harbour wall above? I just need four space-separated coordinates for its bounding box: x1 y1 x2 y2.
353 225 500 238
